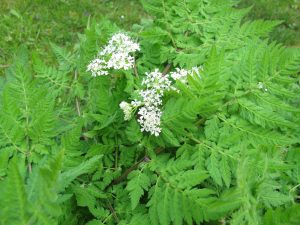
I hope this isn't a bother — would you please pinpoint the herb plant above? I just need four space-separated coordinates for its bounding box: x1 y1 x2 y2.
0 0 299 225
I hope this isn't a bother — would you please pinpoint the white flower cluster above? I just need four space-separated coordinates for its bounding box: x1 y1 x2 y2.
86 59 108 76
137 69 174 136
87 32 205 136
87 33 140 77
137 106 162 136
119 67 204 136
142 69 174 92
170 68 190 82
119 69 172 136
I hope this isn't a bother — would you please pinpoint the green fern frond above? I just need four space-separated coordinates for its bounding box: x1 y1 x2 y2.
50 43 76 71
238 98 297 129
2 158 29 225
240 20 282 38
59 155 102 191
144 153 235 225
219 115 297 146
126 169 151 210
279 50 300 76
33 56 71 97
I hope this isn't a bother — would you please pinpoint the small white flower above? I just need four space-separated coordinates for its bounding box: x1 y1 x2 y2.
86 58 108 76
257 82 268 92
169 66 203 82
107 52 135 70
119 101 133 121
142 69 173 92
101 33 140 56
137 106 162 136
131 100 142 107
170 68 189 82
139 89 162 107
191 66 202 79
258 82 264 89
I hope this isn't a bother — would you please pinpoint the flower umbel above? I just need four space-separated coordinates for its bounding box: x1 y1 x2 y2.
134 69 176 136
101 33 140 56
119 67 202 136
87 33 140 76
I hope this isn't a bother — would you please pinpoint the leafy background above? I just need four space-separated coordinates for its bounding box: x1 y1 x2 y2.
0 0 299 225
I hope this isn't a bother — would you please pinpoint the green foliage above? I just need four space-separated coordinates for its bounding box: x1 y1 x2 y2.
0 153 63 225
126 169 151 210
239 0 300 46
0 0 300 225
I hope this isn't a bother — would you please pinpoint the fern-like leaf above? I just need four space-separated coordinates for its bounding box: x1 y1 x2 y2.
126 170 151 210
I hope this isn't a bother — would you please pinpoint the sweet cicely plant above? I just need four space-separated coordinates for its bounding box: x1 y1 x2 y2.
0 1 299 225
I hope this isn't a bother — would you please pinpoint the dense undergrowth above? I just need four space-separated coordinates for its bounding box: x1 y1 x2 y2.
0 0 300 225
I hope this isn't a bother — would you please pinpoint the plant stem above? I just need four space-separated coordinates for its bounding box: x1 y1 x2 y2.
108 156 145 188
134 62 139 77
74 69 81 116
162 63 172 75
28 162 32 173
106 147 163 189
115 135 119 169
106 200 120 223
